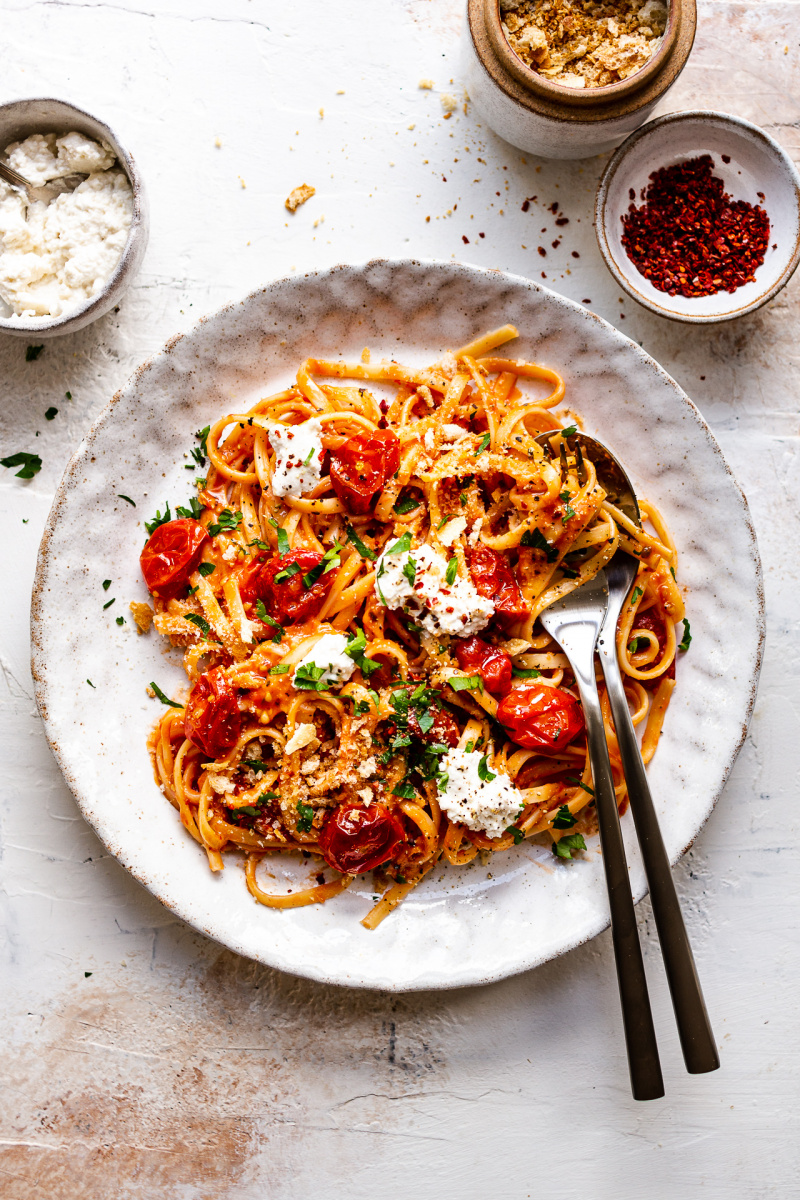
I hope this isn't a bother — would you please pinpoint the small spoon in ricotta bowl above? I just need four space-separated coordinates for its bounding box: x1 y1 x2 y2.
0 158 88 206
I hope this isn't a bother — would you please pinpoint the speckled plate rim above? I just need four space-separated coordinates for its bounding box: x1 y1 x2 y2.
595 110 800 324
30 259 765 991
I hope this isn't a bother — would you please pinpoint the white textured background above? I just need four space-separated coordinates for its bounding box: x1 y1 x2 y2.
1 1 798 1196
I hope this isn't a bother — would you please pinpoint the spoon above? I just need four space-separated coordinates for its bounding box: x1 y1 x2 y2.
0 159 87 205
539 566 664 1101
537 427 719 1078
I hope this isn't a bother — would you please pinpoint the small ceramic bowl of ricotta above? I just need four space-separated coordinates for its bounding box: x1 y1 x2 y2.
0 97 148 338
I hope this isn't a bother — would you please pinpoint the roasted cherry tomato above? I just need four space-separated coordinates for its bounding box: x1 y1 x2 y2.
497 685 584 753
466 546 529 623
407 705 460 748
630 611 676 684
241 549 337 625
455 635 512 694
319 802 405 874
140 518 209 599
184 667 242 759
329 429 400 515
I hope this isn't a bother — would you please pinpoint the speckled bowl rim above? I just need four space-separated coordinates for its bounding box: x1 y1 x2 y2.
0 96 147 336
30 259 765 991
595 110 800 324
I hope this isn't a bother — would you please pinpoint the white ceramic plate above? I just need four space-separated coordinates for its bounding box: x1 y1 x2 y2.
31 260 764 991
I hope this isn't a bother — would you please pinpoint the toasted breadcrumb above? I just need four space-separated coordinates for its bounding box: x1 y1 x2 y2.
418 78 434 89
130 601 153 634
285 183 316 212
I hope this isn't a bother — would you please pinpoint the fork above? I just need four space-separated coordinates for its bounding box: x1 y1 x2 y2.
0 159 87 205
540 574 665 1101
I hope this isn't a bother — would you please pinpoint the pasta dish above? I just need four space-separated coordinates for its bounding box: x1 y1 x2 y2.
140 326 686 928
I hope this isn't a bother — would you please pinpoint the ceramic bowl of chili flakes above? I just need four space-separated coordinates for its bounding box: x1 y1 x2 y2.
595 110 800 323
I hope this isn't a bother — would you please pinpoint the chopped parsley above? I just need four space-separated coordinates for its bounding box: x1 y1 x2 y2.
86 679 95 688
207 508 243 537
449 674 483 693
566 775 595 796
678 619 691 652
293 663 331 691
553 832 586 859
560 424 577 437
392 781 417 799
505 826 525 845
393 495 420 515
630 586 644 606
512 666 540 679
65 391 72 400
242 758 270 773
193 426 210 467
103 598 115 610
184 613 211 637
474 432 491 456
436 513 456 531
552 804 577 829
269 664 290 675
1 452 42 479
116 616 125 626
45 406 58 421
273 561 301 584
385 531 412 557
520 527 558 562
102 579 112 591
402 556 417 587
118 494 136 507
269 519 290 556
248 538 269 551
561 504 576 524
198 562 216 578
176 496 204 521
344 628 381 676
256 601 284 643
345 523 376 560
296 800 315 833
445 555 458 585
26 344 44 362
302 542 342 588
150 681 183 708
477 755 496 782
144 503 172 536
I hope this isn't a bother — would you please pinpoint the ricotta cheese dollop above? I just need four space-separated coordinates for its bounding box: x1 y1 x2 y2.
265 418 325 498
292 633 356 690
375 541 494 638
0 132 133 320
438 748 526 840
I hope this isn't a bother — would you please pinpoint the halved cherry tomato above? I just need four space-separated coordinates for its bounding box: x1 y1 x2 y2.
497 685 584 752
455 635 512 694
319 802 405 874
407 705 460 747
241 549 337 625
140 518 209 599
329 429 400 515
184 667 242 758
466 546 529 623
630 611 676 684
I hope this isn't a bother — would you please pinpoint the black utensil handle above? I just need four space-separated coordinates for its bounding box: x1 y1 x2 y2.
574 664 665 1102
600 647 720 1075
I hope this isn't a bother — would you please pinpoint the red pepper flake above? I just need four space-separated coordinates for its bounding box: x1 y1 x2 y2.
549 202 559 213
462 235 469 243
537 246 546 257
571 251 580 258
721 154 731 164
552 239 561 249
521 200 530 212
555 217 569 226
582 298 591 304
479 232 485 238
620 155 770 298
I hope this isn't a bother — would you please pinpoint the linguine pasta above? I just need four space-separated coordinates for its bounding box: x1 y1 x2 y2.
140 326 685 928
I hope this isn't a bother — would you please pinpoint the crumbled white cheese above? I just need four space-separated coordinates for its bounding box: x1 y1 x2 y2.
375 541 493 637
292 633 356 690
265 417 325 498
467 517 484 545
357 756 377 779
0 132 133 319
300 755 321 775
208 775 235 794
284 722 320 754
423 429 435 452
357 787 374 804
438 749 525 840
238 613 256 645
438 515 467 546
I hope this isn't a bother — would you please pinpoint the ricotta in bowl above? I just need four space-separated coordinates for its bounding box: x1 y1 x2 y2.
0 131 133 320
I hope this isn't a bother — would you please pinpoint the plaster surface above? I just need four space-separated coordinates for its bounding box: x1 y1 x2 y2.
0 1 798 1197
